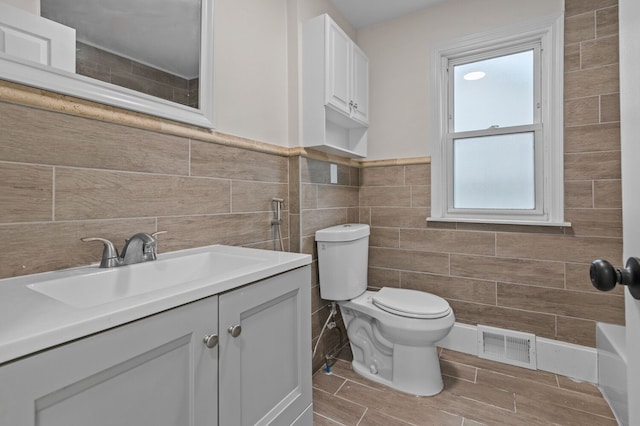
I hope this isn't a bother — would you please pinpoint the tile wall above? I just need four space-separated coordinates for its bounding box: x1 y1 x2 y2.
77 42 199 108
0 101 288 279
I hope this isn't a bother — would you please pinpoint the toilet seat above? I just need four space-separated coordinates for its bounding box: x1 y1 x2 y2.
372 287 451 319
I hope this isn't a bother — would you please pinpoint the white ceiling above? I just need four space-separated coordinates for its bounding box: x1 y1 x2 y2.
330 0 449 29
41 0 201 79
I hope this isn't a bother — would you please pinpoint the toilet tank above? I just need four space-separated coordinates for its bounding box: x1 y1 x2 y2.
315 224 370 301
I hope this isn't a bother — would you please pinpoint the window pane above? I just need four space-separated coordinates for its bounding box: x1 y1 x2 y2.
453 133 535 209
453 50 534 132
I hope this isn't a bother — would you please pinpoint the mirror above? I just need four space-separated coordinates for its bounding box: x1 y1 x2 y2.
0 0 214 128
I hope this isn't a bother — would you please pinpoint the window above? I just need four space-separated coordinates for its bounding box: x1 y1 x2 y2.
429 14 567 226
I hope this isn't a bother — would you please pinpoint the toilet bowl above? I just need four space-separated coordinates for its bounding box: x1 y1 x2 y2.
315 224 455 396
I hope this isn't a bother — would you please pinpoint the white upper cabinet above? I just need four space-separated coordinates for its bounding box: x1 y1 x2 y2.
303 14 369 158
351 44 369 125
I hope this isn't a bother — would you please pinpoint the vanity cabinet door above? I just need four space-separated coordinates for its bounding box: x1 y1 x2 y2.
0 296 218 426
218 266 312 426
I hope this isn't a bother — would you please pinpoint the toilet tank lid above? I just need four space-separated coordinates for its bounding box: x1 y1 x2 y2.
315 224 370 242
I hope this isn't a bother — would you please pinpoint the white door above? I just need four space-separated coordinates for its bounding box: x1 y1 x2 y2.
619 0 640 424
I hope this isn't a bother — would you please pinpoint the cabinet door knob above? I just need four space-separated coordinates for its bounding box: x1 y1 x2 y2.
228 325 242 338
203 334 219 348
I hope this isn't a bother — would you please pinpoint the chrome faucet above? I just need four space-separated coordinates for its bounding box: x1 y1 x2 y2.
81 231 166 268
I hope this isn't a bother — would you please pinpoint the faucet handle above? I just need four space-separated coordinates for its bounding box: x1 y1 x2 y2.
151 231 167 239
81 237 120 268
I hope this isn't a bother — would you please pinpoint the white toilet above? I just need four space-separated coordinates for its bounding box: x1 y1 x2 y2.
315 224 455 396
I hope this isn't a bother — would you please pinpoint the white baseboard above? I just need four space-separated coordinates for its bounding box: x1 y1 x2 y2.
437 322 598 384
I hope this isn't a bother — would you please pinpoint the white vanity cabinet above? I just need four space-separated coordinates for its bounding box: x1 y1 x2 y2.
303 14 369 158
219 266 312 425
0 296 219 426
0 265 312 426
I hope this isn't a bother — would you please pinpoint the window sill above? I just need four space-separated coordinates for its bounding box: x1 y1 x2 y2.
427 217 571 228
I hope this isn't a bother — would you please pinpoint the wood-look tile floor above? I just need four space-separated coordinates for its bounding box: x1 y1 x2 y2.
312 348 617 426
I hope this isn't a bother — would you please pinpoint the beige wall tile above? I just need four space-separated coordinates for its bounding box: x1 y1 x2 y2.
565 96 599 126
565 12 595 44
402 271 497 305
564 43 581 72
565 0 617 18
449 300 556 338
0 102 190 175
370 207 429 229
317 185 359 208
288 156 300 214
347 207 359 223
368 267 400 289
497 282 624 323
157 212 274 251
301 208 347 237
497 232 621 264
565 180 593 208
564 208 622 237
191 141 287 182
360 166 404 186
0 163 52 223
231 181 288 213
556 316 597 347
581 35 619 69
301 158 351 185
369 226 399 248
410 185 430 208
404 164 430 185
359 186 411 207
565 64 619 99
450 255 565 288
301 183 318 210
400 229 495 256
594 179 622 208
55 168 231 220
596 6 618 38
564 122 620 153
0 219 155 278
565 151 621 180
455 222 563 235
359 207 371 225
565 261 624 294
601 92 620 122
369 247 449 275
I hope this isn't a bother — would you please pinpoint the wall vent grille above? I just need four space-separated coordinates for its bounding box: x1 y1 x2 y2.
477 325 537 370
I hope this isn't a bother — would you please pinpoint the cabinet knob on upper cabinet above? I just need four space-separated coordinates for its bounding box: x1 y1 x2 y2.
228 325 242 338
203 334 219 348
590 257 640 300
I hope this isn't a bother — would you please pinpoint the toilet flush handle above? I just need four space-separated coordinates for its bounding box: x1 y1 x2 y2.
590 257 640 300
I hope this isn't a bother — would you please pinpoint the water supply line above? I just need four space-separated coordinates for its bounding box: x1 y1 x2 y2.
312 302 337 361
271 198 285 251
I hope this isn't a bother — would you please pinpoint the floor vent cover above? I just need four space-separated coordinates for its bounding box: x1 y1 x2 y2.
477 325 537 370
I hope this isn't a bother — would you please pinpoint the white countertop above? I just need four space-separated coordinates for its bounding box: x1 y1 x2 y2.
0 245 311 365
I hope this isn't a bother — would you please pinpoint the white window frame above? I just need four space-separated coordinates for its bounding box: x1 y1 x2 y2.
428 13 568 227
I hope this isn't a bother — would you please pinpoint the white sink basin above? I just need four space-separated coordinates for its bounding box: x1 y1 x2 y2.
27 248 268 308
